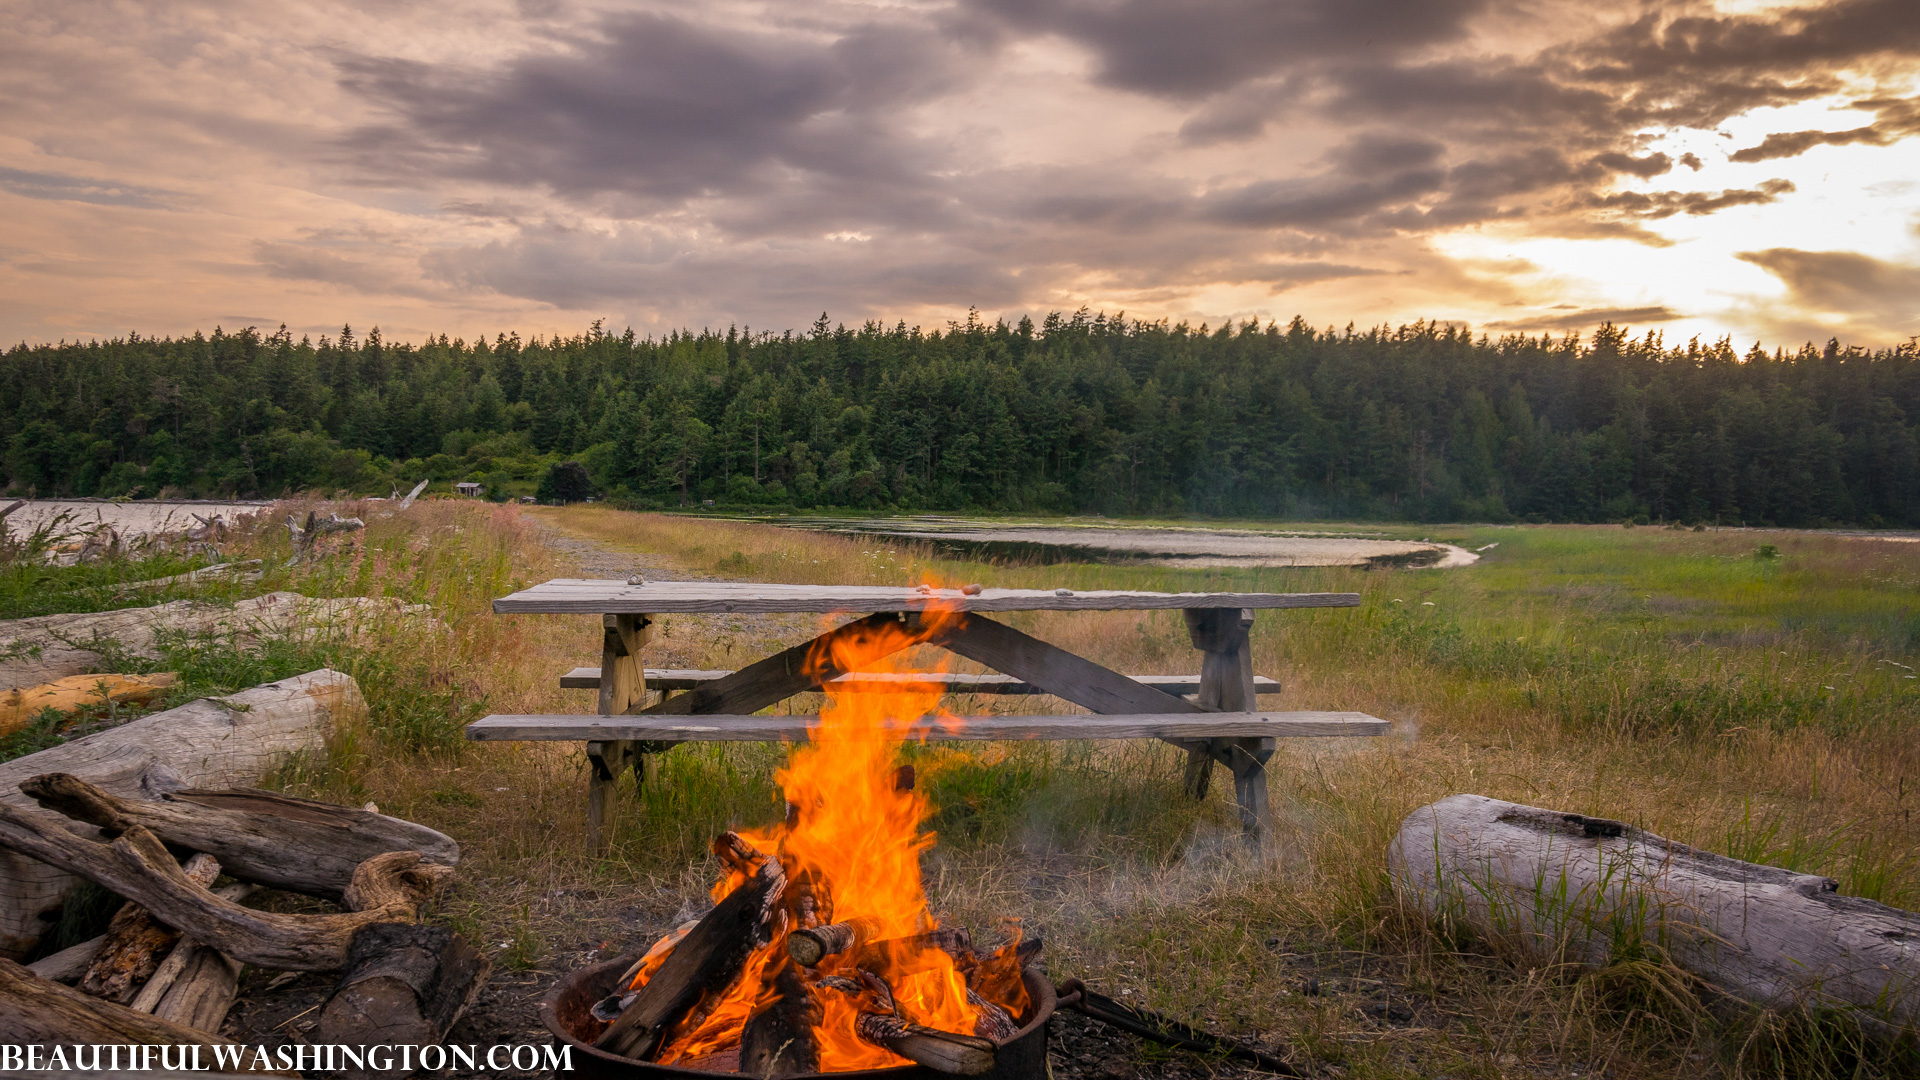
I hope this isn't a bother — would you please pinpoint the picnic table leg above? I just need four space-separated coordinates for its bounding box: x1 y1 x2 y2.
1183 608 1272 840
588 613 652 849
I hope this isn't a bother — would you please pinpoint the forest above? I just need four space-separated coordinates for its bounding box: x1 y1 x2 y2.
3 312 1917 526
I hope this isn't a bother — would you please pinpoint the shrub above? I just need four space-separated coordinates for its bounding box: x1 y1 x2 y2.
536 460 594 504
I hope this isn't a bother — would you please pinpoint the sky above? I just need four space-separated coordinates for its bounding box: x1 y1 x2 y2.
2 0 1918 350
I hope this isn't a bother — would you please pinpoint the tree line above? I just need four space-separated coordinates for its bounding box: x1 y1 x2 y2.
4 312 1917 526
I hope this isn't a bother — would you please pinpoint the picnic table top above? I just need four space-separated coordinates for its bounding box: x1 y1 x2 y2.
492 578 1363 615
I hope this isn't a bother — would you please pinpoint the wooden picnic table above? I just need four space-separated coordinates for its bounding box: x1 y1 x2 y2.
468 580 1384 845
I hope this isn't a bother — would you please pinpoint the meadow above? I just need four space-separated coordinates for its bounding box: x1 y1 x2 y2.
8 503 1918 1077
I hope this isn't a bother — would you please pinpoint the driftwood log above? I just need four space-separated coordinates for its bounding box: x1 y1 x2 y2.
21 773 459 899
0 668 363 959
0 799 451 971
316 922 490 1070
80 852 222 1002
26 934 105 983
1390 794 1920 1026
0 957 278 1070
595 833 786 1059
1 673 181 736
150 944 244 1032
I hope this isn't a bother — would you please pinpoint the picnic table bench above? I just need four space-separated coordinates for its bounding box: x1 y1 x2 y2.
468 579 1386 844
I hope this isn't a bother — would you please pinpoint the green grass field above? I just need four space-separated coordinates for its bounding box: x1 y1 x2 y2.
8 504 1916 1076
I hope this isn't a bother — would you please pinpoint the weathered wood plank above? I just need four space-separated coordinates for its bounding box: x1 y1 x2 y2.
467 711 1388 742
494 579 1360 615
929 613 1208 718
640 612 915 717
1182 608 1273 838
561 667 1282 696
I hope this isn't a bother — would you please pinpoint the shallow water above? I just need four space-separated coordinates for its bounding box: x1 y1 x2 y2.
764 517 1478 569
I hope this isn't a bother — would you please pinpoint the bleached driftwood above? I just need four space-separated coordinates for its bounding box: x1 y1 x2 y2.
0 669 365 960
1389 794 1920 1026
1 592 423 690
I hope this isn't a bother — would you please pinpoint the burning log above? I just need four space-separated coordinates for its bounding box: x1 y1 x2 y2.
856 1014 997 1075
317 922 491 1073
787 921 976 969
80 852 222 1003
785 918 876 967
594 832 786 1060
822 971 997 1075
0 799 452 971
968 989 1017 1042
738 961 820 1077
20 772 460 900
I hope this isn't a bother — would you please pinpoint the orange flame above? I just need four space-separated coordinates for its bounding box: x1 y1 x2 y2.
634 579 1021 1071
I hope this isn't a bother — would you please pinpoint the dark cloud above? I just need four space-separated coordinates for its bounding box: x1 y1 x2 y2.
1583 179 1795 221
338 11 962 219
0 167 171 208
965 0 1489 100
1592 151 1672 178
1737 249 1920 324
1730 95 1920 162
1485 306 1681 332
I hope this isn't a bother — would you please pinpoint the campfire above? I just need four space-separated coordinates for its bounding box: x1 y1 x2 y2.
569 597 1042 1076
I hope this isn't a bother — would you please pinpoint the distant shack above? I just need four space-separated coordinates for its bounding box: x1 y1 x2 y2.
454 481 484 498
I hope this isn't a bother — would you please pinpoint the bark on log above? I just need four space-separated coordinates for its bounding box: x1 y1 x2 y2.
738 961 820 1078
595 833 786 1060
0 957 281 1071
1390 794 1920 1026
0 668 363 960
316 923 490 1075
854 1013 997 1075
0 801 452 972
80 853 221 1002
21 773 459 900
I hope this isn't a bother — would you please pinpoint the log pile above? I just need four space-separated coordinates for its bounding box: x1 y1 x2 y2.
587 831 1037 1077
0 767 486 1053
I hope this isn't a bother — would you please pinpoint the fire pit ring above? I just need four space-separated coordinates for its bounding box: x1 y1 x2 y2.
543 954 1056 1079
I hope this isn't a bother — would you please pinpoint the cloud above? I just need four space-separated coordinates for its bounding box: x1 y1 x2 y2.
0 167 171 208
2 0 1919 346
1485 305 1682 332
1583 179 1796 220
1737 248 1920 322
1730 95 1920 162
964 0 1490 100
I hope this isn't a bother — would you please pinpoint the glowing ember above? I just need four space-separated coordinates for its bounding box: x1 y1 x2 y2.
621 584 1032 1073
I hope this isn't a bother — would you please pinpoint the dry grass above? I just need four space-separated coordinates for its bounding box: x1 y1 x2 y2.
115 502 1916 1078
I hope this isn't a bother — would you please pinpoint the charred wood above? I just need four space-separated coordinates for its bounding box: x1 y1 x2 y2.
593 833 785 1060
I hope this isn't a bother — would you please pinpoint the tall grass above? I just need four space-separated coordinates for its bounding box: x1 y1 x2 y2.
20 500 1912 1076
524 508 1920 1076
